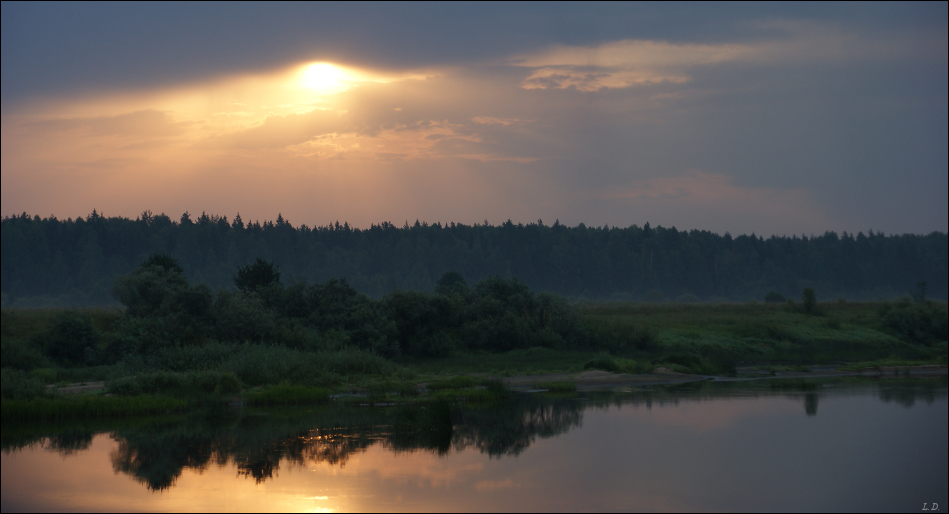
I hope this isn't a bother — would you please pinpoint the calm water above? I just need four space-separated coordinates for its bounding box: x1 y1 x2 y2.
2 379 947 512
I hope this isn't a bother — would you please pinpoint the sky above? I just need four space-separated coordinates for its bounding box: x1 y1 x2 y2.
2 2 946 236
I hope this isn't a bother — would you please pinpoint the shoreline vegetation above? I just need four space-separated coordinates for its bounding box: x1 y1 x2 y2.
2 255 946 421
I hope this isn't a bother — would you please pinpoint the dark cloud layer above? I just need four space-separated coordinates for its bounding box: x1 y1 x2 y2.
3 2 945 103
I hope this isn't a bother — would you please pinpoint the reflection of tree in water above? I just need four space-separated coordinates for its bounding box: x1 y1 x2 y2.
452 397 583 457
804 393 818 416
110 434 222 491
44 430 95 455
104 399 582 490
234 426 383 483
9 378 943 491
386 401 453 456
877 379 946 408
110 423 383 490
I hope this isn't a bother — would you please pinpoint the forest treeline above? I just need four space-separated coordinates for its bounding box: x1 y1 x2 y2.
2 211 946 307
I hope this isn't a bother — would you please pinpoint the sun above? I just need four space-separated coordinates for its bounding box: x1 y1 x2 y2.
300 63 346 92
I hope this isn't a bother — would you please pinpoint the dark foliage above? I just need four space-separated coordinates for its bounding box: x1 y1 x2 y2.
802 288 818 314
878 299 949 346
141 254 183 273
3 212 946 307
234 258 281 293
38 312 100 366
105 258 585 360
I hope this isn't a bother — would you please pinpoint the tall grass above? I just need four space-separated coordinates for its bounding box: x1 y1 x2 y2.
1 395 186 421
246 384 329 405
107 371 242 397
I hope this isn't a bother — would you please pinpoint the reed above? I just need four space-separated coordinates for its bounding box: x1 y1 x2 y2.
245 383 329 405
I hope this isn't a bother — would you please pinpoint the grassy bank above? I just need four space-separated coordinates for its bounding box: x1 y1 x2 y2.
2 300 945 420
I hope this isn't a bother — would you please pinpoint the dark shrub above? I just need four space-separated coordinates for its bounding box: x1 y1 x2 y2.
41 312 99 366
234 258 281 293
1 368 48 400
1 338 48 370
654 353 704 369
435 271 469 298
112 265 189 317
140 254 183 273
802 288 817 314
212 291 277 343
583 356 620 373
879 299 949 345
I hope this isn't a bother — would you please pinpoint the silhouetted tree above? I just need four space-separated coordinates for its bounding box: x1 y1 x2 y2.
141 254 183 274
235 258 281 293
802 288 817 314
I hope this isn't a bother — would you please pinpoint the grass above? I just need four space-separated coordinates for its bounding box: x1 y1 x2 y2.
246 383 330 405
426 375 478 390
1 301 945 417
577 301 947 372
2 395 186 421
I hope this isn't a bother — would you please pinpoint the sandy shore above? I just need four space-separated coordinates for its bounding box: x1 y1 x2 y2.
500 365 948 391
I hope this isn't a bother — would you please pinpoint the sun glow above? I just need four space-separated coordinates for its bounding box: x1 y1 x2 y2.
299 63 348 93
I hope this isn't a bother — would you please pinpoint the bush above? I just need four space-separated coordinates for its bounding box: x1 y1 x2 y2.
112 265 189 317
427 375 477 390
220 345 320 386
802 288 817 314
234 258 281 293
879 300 949 345
1 338 48 370
322 347 396 376
137 341 239 372
654 353 704 369
1 368 48 400
764 291 787 303
107 371 242 397
40 312 99 366
583 355 621 373
212 292 277 343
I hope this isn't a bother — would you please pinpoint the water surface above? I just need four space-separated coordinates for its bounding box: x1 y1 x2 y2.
3 379 946 512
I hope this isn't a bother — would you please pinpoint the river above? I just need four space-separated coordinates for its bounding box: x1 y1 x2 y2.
2 378 946 512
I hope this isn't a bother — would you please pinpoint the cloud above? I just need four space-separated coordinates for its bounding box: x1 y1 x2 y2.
1 16 945 235
472 116 532 126
510 40 753 91
25 109 188 139
508 22 934 92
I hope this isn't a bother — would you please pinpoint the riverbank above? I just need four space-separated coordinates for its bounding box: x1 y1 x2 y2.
3 300 946 420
